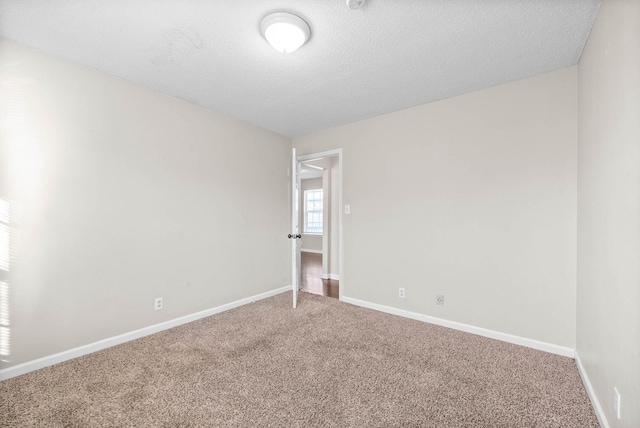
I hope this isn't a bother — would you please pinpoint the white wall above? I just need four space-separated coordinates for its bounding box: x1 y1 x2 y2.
293 67 578 348
577 0 640 426
0 39 291 369
300 178 323 251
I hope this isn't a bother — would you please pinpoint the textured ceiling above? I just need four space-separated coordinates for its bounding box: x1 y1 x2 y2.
0 0 600 137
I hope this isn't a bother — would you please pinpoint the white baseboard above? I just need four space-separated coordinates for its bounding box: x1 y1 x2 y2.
0 286 291 381
320 273 340 281
575 351 608 428
301 249 322 254
341 296 575 358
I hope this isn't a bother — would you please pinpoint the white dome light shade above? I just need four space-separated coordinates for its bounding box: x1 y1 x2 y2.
261 13 310 53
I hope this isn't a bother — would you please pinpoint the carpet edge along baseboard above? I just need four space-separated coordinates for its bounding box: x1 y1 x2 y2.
1 289 575 381
0 286 291 381
341 296 575 358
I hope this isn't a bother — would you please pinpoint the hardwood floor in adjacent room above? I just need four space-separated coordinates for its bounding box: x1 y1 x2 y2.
301 251 338 299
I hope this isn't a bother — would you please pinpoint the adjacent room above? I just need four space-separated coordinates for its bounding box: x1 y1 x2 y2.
0 1 638 427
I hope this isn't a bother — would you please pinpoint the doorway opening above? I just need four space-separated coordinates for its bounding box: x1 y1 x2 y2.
296 150 342 301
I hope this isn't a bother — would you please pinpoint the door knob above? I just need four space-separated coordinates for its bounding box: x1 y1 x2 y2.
296 234 301 239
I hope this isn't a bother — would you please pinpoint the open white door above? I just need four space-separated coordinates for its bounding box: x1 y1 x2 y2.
291 148 301 308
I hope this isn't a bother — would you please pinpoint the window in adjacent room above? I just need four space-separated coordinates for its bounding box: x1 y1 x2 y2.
303 189 323 234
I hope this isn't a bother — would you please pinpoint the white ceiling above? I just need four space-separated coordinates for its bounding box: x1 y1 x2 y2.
0 0 600 137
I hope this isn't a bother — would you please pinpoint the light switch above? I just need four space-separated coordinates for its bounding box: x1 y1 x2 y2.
344 204 351 214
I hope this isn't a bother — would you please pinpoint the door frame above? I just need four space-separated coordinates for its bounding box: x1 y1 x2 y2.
296 148 344 301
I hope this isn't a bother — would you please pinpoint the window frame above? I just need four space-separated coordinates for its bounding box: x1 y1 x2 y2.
303 188 323 235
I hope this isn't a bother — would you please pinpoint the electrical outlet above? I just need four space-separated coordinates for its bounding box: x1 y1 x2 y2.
436 295 444 305
398 288 405 298
155 297 163 311
614 387 621 419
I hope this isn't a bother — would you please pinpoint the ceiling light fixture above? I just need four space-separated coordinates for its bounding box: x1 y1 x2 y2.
347 0 366 10
260 12 310 53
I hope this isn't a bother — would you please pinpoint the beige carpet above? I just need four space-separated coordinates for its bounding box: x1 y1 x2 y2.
1 292 598 427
